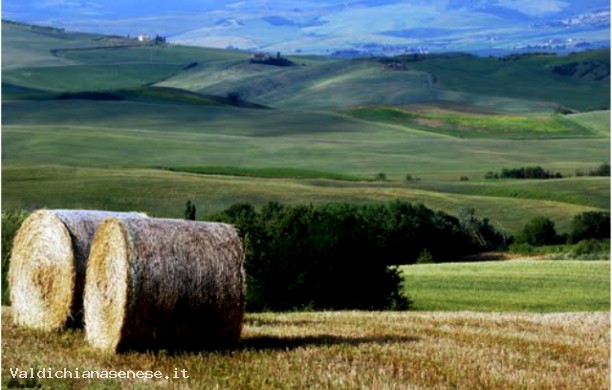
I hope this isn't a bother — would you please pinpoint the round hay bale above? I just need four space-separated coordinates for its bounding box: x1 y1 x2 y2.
84 218 246 353
8 210 146 331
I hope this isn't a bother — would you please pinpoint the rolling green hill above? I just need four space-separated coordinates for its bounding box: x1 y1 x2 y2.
1 166 603 233
2 21 609 235
348 106 597 139
161 51 610 112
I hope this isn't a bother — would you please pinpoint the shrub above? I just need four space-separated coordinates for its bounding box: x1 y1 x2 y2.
571 239 610 258
516 217 560 246
416 249 434 264
184 200 196 220
568 211 610 243
376 172 387 180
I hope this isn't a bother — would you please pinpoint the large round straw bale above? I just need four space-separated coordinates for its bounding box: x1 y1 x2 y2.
8 210 146 331
84 218 246 353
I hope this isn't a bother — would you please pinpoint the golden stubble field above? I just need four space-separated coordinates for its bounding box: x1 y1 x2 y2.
2 307 609 389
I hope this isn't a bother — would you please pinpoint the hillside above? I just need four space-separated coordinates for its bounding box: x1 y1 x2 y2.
2 21 610 235
161 51 611 112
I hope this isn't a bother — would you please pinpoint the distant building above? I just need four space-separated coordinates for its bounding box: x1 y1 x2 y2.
249 52 295 67
137 34 150 42
251 53 272 61
382 62 407 71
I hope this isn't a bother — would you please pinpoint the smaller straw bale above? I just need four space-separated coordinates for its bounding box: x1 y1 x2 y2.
8 210 146 330
84 218 246 353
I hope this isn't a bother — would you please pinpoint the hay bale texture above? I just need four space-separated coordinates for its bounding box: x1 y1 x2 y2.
84 218 246 353
9 210 146 330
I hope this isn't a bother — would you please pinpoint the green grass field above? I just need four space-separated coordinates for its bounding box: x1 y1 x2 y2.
402 260 610 312
2 20 610 238
2 166 605 233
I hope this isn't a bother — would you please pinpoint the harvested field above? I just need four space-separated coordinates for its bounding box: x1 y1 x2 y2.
2 307 608 389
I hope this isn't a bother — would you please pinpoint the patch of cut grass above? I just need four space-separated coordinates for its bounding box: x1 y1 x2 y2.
2 308 609 389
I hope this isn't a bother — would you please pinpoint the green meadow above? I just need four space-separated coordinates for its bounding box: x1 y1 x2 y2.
2 166 603 234
2 20 610 235
401 260 611 312
1 21 610 390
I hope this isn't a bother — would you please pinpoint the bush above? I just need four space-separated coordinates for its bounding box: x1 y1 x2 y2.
416 249 434 264
2 209 29 305
216 201 506 311
571 239 610 258
516 217 559 246
568 211 610 244
184 200 196 220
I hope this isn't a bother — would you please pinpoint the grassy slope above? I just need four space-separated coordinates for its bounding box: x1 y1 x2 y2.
348 106 597 138
2 22 609 234
401 260 611 312
2 22 249 92
408 51 611 112
2 307 609 389
408 177 611 210
1 22 99 70
567 110 611 137
3 100 609 179
162 51 610 112
2 166 603 233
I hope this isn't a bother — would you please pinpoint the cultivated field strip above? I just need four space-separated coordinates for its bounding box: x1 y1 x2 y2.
3 308 608 389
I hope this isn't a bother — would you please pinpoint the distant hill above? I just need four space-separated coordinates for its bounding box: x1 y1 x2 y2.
3 0 609 55
2 21 609 112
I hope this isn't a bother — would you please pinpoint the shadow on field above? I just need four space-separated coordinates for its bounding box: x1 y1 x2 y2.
238 334 419 351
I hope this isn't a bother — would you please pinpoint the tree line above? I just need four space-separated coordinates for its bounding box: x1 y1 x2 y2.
212 201 506 311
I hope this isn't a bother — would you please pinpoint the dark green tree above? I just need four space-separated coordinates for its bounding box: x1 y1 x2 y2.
569 211 610 243
516 217 559 246
184 200 196 221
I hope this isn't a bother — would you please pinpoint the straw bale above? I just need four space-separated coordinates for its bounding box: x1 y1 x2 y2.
84 218 246 353
8 209 146 330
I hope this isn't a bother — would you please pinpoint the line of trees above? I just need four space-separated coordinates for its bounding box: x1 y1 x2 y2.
485 163 610 180
485 166 563 180
575 162 610 177
515 211 610 246
214 201 506 311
